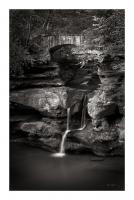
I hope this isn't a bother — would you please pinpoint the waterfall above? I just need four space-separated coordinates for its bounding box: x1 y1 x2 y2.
52 95 87 157
77 95 87 131
52 108 71 157
59 107 71 154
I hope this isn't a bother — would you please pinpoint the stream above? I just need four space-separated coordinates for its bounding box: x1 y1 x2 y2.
10 142 124 190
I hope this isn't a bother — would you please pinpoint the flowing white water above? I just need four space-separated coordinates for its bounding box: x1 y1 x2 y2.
52 95 87 158
77 94 87 131
52 108 71 157
59 107 70 153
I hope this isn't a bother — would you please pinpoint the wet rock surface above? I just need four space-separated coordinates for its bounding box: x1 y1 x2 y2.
10 44 124 157
86 54 125 155
11 118 124 156
10 87 85 118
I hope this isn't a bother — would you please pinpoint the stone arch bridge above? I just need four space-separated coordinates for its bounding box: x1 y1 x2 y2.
33 34 84 61
42 35 84 50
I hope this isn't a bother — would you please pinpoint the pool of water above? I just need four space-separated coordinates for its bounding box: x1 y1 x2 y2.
10 142 124 191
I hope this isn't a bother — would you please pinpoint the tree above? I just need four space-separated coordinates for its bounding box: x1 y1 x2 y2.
83 10 125 56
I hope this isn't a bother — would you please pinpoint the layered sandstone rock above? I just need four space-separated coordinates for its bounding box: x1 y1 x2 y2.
10 87 85 118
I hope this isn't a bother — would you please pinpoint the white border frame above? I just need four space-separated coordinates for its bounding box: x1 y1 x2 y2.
0 0 134 199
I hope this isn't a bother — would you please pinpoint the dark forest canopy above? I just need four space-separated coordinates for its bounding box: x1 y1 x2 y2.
10 9 116 36
10 9 124 76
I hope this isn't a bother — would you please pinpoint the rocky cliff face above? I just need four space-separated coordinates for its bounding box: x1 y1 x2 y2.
86 55 124 155
10 42 124 156
10 87 85 118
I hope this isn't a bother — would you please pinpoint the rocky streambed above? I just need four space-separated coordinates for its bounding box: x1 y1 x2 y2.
10 44 124 156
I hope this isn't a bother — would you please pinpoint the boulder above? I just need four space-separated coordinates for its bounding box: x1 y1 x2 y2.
85 54 124 156
88 55 124 120
18 119 65 137
10 87 85 118
87 88 117 120
72 121 120 156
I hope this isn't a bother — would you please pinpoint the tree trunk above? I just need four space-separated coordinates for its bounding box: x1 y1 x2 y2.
41 10 53 33
26 16 31 47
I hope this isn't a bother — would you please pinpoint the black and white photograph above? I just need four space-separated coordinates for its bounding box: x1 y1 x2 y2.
9 9 125 191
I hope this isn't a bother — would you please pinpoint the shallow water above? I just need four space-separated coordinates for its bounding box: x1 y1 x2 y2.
10 142 124 191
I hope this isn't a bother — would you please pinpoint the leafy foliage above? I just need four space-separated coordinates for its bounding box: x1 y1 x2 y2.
10 10 51 77
10 9 125 77
83 10 125 56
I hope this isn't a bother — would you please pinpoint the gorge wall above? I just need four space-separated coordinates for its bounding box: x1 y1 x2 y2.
10 43 124 156
10 10 124 157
